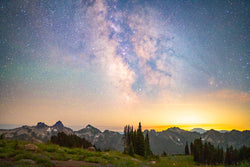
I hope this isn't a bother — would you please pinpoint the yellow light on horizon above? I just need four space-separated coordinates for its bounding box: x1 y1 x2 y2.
144 123 249 132
173 113 204 125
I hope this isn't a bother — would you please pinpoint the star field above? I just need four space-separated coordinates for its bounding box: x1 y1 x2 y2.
0 0 249 130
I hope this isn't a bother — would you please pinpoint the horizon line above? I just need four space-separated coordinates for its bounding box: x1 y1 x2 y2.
0 123 249 132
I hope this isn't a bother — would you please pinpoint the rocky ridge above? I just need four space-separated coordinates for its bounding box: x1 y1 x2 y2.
0 121 249 155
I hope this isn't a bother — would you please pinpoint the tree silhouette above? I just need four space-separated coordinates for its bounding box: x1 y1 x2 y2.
190 142 194 155
145 131 152 157
51 132 92 148
190 138 250 165
123 125 133 154
135 122 145 156
128 142 135 157
193 138 203 163
123 122 152 158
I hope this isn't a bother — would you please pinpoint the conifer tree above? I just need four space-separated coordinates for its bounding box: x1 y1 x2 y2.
123 125 129 153
191 138 250 165
145 131 152 157
190 142 194 155
124 125 134 154
207 142 215 165
128 142 135 157
129 126 134 144
219 147 224 164
193 138 203 163
232 148 239 165
124 122 153 158
133 130 137 149
225 145 232 165
51 132 92 148
135 122 145 156
239 145 248 162
204 142 208 164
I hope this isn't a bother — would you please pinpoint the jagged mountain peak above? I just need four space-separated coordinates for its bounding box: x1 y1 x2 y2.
0 122 249 155
86 124 95 129
203 129 221 136
171 127 181 129
168 127 182 131
36 122 48 128
77 124 101 134
210 129 220 133
53 120 64 128
166 127 186 133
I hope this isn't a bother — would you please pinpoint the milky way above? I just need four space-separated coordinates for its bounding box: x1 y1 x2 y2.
0 0 249 130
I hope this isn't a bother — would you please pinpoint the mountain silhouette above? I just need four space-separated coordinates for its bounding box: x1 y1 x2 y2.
0 121 249 155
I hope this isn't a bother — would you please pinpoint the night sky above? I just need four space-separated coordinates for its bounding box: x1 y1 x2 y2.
0 0 249 131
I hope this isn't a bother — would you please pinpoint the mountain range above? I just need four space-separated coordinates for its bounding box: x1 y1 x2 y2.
190 128 229 134
0 121 249 155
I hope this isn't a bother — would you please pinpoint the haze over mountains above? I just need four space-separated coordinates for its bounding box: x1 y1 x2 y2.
0 121 249 155
190 128 229 134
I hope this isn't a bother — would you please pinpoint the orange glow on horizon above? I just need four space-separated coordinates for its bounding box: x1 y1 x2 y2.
0 89 249 132
143 124 249 132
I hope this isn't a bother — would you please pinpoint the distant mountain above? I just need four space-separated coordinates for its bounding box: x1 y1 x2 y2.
36 122 49 129
146 127 200 154
75 124 102 144
190 128 229 134
75 125 123 151
0 121 73 143
219 130 229 133
190 128 207 134
0 122 249 155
